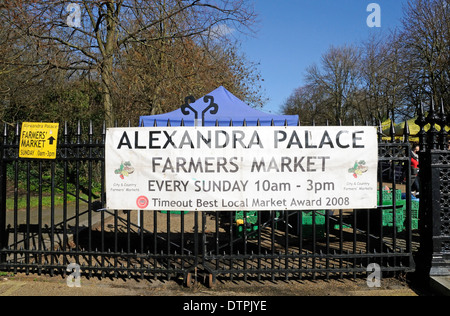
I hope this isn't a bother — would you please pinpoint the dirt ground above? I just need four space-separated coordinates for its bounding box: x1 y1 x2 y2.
0 271 424 296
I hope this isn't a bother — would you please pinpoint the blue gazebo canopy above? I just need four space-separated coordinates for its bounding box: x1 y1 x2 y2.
139 86 299 127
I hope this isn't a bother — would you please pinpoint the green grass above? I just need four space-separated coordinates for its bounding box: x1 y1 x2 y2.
6 192 92 210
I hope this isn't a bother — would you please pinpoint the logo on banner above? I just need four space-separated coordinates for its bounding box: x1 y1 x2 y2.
136 196 149 209
348 160 368 179
115 161 135 179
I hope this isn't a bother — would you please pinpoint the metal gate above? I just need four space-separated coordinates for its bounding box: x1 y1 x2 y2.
0 119 418 286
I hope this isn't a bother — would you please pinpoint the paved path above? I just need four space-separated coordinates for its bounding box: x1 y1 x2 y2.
5 202 104 251
430 276 450 296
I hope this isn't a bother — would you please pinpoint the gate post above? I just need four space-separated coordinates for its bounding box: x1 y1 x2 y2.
0 124 7 264
417 102 450 276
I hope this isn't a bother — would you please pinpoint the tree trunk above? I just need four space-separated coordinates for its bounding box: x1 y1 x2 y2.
102 58 114 127
102 2 118 127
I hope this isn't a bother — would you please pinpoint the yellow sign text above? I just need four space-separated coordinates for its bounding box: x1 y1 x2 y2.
19 122 59 159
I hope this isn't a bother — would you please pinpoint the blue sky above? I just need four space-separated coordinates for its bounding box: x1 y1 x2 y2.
239 0 409 114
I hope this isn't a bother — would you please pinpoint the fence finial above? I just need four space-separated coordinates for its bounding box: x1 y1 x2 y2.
415 102 427 150
427 99 438 124
439 98 446 122
389 120 395 141
427 99 439 149
403 120 410 142
377 120 383 142
438 99 447 149
15 122 19 138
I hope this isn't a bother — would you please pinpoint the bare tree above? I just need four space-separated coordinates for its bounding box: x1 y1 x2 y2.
285 0 449 125
401 0 450 109
358 34 388 123
304 45 360 125
0 9 71 123
115 34 265 123
1 0 256 126
282 84 332 126
358 31 410 123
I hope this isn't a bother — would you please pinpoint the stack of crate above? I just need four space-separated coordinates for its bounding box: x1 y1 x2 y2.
378 189 406 233
410 199 420 230
301 211 326 238
235 211 259 239
378 189 420 232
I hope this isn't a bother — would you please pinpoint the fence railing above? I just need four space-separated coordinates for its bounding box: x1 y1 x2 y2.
0 119 418 285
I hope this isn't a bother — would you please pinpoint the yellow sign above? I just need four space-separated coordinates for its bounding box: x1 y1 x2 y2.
19 122 59 159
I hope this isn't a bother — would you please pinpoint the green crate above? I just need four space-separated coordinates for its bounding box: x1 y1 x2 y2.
301 211 326 225
382 206 405 232
411 218 419 230
302 215 325 225
235 211 259 239
236 224 259 239
301 211 326 238
160 211 189 214
235 211 258 224
411 200 420 214
377 189 402 204
397 199 420 231
407 200 419 230
412 209 419 220
382 211 404 227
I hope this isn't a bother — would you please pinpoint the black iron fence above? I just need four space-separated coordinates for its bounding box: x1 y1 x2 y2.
415 103 450 277
0 119 420 285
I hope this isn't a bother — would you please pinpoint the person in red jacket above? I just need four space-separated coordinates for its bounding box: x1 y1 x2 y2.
411 143 420 195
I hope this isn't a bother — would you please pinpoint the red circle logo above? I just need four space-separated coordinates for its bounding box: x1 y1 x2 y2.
136 196 149 209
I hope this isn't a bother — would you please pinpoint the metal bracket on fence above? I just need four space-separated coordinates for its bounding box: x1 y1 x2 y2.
180 94 218 127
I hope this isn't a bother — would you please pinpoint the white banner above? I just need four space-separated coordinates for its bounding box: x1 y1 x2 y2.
105 126 378 211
